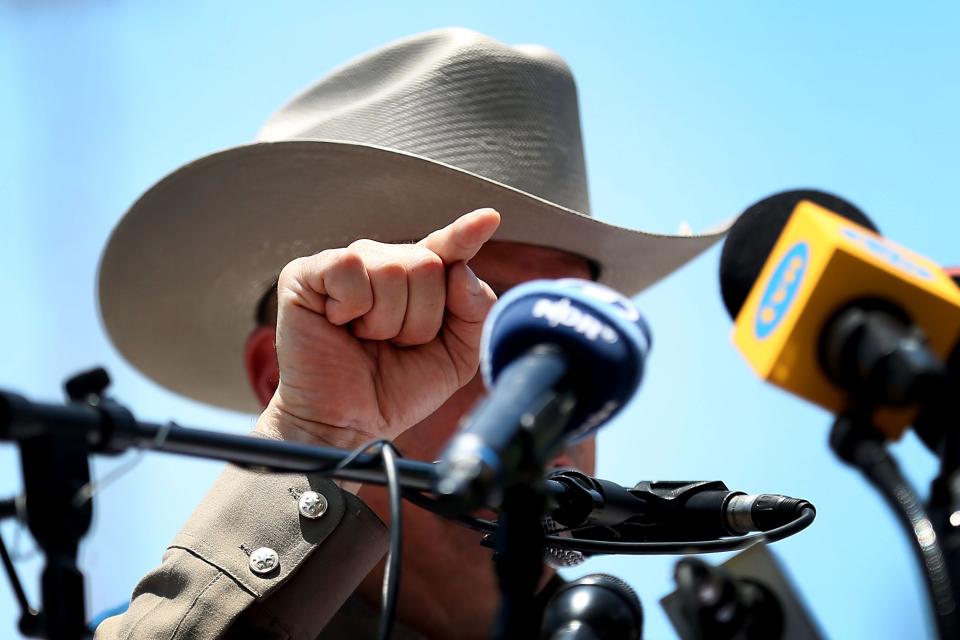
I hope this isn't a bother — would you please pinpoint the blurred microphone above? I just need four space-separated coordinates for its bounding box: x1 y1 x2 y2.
948 267 960 288
541 573 643 640
719 189 960 438
546 471 811 541
669 557 785 640
436 279 651 511
661 545 825 640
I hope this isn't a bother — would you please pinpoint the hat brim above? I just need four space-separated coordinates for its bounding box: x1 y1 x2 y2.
98 140 726 413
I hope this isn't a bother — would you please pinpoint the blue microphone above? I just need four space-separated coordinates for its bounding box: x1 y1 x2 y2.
436 279 651 511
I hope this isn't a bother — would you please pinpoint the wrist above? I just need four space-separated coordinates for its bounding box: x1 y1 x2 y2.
255 398 371 451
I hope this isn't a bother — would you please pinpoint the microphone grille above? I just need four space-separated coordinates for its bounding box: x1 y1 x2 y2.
584 573 641 607
543 516 585 568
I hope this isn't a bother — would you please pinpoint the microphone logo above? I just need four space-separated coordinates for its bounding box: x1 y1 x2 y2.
755 242 809 340
531 297 619 343
554 278 643 322
841 226 934 281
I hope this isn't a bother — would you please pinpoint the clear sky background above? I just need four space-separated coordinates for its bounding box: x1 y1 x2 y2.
1 2 958 638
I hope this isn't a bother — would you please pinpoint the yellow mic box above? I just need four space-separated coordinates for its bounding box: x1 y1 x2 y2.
733 200 960 438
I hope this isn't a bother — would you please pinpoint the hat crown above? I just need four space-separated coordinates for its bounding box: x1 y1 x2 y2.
257 28 591 214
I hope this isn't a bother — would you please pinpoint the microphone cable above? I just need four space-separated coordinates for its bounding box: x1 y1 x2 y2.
378 443 402 640
0 531 35 632
322 439 404 640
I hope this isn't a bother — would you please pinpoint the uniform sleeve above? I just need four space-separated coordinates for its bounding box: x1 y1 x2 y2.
94 458 389 640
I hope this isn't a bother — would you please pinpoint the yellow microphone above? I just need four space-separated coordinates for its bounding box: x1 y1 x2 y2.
719 190 960 439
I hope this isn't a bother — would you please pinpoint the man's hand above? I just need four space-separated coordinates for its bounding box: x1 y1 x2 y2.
257 208 500 449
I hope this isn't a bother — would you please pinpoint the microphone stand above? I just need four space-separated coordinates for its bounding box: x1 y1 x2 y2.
0 368 438 640
0 374 438 489
2 368 593 640
17 433 92 640
492 484 546 640
927 426 960 637
830 410 960 640
919 343 960 639
818 304 960 639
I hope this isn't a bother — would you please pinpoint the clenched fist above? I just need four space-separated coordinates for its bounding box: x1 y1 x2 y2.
256 208 501 449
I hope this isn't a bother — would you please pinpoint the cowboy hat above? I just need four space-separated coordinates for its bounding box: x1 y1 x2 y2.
98 27 727 413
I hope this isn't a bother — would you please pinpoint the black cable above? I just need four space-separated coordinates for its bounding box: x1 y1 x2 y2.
402 490 816 555
327 438 403 640
0 531 35 623
288 437 404 639
540 507 816 555
378 443 402 640
329 439 394 475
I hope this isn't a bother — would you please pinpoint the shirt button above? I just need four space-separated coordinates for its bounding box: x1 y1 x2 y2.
248 547 279 575
298 491 329 519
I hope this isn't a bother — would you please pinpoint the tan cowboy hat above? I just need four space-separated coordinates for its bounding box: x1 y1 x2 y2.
98 27 728 414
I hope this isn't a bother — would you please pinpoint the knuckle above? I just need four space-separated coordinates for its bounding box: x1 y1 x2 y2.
347 238 380 253
369 260 407 282
277 256 308 287
322 250 367 283
332 247 363 269
420 228 450 251
406 249 444 277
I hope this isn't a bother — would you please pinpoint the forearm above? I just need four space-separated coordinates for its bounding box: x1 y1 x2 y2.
256 396 376 452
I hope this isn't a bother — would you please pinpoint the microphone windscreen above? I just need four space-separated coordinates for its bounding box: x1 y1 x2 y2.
542 573 644 640
480 278 651 442
719 189 878 320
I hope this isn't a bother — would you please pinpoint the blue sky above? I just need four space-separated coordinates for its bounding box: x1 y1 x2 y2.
2 2 958 638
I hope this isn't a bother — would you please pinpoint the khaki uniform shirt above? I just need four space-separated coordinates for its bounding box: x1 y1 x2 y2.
94 459 395 639
93 436 562 638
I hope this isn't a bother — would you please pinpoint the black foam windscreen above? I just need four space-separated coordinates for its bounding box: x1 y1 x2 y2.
719 189 878 320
